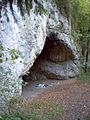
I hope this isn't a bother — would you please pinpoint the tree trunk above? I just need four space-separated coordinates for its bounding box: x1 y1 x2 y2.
85 39 90 72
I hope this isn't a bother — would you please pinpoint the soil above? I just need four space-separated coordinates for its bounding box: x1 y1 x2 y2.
22 79 90 120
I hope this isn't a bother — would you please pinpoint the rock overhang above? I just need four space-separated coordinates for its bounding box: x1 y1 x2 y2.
22 33 79 81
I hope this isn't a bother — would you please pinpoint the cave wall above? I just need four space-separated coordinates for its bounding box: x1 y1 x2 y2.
0 0 79 114
24 36 79 81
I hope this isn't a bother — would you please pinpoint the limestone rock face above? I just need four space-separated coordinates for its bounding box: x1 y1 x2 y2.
0 0 79 114
24 1 79 81
0 0 48 114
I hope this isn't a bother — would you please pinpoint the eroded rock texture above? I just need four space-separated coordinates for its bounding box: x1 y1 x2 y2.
0 0 79 114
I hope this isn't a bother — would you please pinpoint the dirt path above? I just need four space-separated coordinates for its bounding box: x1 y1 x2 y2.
22 79 90 120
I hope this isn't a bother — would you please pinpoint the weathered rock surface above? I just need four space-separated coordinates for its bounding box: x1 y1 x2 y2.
31 60 79 80
0 0 79 114
0 0 48 114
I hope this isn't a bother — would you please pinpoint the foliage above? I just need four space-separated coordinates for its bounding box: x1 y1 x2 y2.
9 49 22 60
79 71 90 84
86 117 90 120
70 0 90 72
70 0 90 31
0 41 23 63
0 96 63 120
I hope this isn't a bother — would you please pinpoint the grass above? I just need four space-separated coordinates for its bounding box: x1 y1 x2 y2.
86 117 90 120
0 97 63 120
79 71 90 84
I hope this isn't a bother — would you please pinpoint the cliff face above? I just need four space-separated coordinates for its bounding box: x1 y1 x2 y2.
0 0 79 114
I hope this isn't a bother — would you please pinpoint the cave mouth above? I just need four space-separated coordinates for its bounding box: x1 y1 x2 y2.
22 35 75 82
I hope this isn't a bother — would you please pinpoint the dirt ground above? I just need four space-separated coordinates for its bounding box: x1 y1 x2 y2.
22 79 90 120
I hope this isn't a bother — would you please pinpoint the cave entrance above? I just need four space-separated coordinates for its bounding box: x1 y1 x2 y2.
22 35 76 98
22 35 74 83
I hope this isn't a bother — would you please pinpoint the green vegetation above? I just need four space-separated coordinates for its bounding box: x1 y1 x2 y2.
0 43 4 63
79 71 90 84
0 97 63 120
9 49 22 60
0 46 23 63
37 0 90 70
70 0 90 72
86 117 90 120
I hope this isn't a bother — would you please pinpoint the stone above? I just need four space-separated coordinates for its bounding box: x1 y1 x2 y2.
28 59 79 80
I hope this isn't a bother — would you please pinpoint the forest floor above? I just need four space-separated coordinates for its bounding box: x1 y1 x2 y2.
22 79 90 120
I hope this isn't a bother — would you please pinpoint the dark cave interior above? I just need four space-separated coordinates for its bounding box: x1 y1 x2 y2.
22 36 74 82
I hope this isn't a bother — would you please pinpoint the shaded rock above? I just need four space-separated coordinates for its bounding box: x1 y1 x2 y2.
26 36 79 81
28 59 79 80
